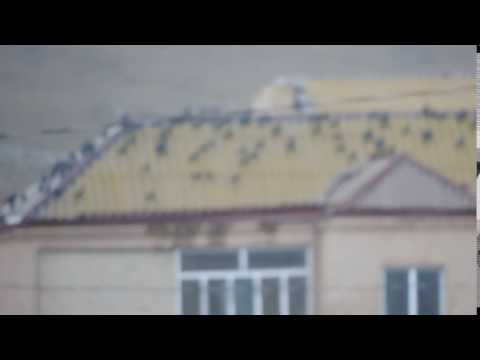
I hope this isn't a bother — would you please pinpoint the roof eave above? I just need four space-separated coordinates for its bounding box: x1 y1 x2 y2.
2 205 474 231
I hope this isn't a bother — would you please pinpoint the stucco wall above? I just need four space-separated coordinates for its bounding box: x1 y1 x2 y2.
0 215 475 315
316 216 476 315
0 224 177 315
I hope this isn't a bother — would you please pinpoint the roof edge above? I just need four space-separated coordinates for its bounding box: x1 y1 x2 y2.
2 205 474 231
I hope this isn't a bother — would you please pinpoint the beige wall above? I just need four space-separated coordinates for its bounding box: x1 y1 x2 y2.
0 224 177 315
316 216 476 315
0 215 475 315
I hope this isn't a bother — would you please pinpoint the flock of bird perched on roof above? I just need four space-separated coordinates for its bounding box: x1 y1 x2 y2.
0 115 136 225
0 74 476 226
0 100 475 227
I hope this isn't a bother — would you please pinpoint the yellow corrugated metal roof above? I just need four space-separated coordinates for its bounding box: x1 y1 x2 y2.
37 77 475 220
253 76 474 113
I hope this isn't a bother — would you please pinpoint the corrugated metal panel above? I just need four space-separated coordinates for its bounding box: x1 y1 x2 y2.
2 77 476 224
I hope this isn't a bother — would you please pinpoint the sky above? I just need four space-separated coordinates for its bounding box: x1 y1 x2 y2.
0 45 476 200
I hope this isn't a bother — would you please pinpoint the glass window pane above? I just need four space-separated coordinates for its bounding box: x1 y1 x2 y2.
208 280 227 315
249 249 305 269
289 277 307 315
182 280 201 315
234 279 254 315
181 250 238 271
386 269 408 315
262 278 280 315
417 269 440 315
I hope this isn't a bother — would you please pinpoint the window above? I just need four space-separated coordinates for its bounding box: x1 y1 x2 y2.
385 267 442 315
178 248 310 315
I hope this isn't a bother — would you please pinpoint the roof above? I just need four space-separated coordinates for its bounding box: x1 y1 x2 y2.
1 76 475 226
322 154 474 212
253 76 475 114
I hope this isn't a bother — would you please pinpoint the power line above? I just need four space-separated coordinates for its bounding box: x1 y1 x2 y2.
0 84 474 141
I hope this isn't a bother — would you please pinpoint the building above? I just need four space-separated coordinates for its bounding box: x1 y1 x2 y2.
0 76 476 315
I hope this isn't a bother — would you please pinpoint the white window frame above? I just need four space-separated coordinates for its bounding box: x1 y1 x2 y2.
176 248 313 315
384 267 444 315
